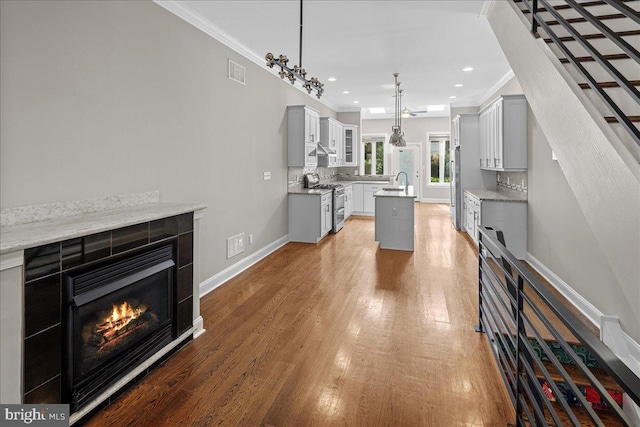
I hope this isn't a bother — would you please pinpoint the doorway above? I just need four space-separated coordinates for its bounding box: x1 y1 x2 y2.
392 144 421 200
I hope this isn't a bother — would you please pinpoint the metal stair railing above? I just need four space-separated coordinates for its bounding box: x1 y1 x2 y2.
477 225 640 427
518 0 640 147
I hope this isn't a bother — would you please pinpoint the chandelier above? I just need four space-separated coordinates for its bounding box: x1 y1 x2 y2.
389 73 406 147
265 0 324 99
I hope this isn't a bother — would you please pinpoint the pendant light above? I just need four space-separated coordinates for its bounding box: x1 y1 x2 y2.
389 73 406 147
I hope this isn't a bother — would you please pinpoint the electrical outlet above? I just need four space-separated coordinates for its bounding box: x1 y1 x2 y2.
392 208 398 216
249 234 254 245
227 232 246 258
263 171 271 180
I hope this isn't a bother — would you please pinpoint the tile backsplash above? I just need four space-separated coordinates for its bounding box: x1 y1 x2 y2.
497 171 527 192
288 166 337 188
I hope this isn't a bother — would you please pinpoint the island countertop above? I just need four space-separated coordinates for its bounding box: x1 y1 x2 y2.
374 186 417 199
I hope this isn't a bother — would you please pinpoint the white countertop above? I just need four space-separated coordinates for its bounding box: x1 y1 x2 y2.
374 186 417 199
0 202 207 254
464 188 527 202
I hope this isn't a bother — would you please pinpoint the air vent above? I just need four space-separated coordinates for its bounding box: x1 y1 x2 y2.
228 59 246 85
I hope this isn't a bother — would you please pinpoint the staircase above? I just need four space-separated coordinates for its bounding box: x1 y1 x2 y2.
485 1 639 371
516 0 640 157
478 226 640 426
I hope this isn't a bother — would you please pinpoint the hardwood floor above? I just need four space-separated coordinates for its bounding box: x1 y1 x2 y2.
86 203 515 426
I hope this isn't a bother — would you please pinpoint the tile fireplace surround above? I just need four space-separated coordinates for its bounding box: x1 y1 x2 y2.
0 191 206 424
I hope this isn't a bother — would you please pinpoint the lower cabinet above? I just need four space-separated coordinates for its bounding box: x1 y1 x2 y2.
289 193 333 243
344 185 353 219
464 191 527 259
352 183 385 216
352 184 363 213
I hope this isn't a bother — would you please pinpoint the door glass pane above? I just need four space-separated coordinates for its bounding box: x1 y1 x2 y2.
430 142 439 182
398 149 414 185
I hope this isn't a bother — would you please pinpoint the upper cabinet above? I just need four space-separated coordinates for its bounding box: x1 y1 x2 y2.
288 105 320 167
342 124 358 167
479 95 527 171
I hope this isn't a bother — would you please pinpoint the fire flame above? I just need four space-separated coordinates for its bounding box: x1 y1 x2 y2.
96 301 146 335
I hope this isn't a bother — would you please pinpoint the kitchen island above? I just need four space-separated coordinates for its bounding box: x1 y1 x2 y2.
374 186 417 251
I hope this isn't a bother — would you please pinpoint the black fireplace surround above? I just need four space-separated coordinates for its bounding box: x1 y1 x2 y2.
22 212 194 413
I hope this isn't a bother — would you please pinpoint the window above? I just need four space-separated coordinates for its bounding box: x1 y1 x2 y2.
428 134 450 184
360 135 388 176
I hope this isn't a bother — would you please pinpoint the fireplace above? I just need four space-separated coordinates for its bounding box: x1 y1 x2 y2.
62 243 176 411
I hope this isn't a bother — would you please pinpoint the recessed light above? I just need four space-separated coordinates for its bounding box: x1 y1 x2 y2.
427 104 445 112
328 77 337 82
455 83 464 87
463 67 474 72
353 101 360 104
342 91 350 94
449 96 457 99
369 107 386 114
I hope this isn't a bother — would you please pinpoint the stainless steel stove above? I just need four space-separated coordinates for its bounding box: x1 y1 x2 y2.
303 173 345 233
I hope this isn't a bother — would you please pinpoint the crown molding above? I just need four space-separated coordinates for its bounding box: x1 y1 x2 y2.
477 69 515 106
153 0 337 111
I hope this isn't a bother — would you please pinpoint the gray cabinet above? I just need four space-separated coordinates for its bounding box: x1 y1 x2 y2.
288 193 332 243
288 105 319 167
479 95 527 171
464 191 527 259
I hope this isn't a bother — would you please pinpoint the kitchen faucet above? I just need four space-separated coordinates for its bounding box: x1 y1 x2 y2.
396 171 409 192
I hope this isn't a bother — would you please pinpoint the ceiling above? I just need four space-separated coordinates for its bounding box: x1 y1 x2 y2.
162 1 513 119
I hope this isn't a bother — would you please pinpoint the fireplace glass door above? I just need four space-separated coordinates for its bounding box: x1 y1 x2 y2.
64 244 176 410
74 268 171 379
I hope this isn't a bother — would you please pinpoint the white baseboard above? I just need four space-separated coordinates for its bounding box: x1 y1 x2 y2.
192 315 205 339
421 198 450 204
526 252 640 381
525 252 601 328
199 235 289 297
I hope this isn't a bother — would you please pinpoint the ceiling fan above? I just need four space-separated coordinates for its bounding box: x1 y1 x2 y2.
389 89 428 117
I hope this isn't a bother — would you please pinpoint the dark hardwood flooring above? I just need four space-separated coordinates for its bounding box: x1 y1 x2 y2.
86 203 515 426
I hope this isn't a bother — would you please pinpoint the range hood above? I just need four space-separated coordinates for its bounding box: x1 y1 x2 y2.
317 143 337 158
317 143 337 167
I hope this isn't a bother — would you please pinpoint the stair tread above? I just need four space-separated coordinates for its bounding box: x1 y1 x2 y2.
535 359 624 392
521 399 626 427
559 53 629 63
546 13 626 25
579 80 640 88
523 1 609 14
544 29 640 43
605 115 640 123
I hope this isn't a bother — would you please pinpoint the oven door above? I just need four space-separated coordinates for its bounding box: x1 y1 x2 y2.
333 190 345 233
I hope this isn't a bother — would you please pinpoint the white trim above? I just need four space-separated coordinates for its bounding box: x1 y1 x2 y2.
479 1 492 17
477 69 515 106
152 1 337 111
0 251 24 271
525 252 600 328
194 208 205 220
192 315 205 339
199 235 289 297
421 198 450 204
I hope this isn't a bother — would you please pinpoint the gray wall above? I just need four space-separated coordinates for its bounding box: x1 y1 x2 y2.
361 117 451 201
486 76 638 342
0 1 335 282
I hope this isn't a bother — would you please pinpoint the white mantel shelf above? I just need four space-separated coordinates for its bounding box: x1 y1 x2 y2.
1 202 206 255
